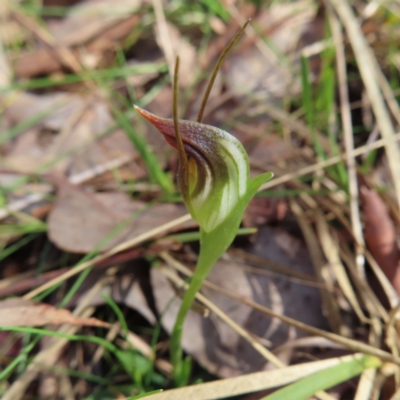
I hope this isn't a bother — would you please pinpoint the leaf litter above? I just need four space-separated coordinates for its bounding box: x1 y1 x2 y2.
0 297 109 328
1 0 400 399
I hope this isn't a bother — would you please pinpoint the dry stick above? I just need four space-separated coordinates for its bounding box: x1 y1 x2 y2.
330 0 400 210
24 214 192 300
162 252 400 366
330 10 365 276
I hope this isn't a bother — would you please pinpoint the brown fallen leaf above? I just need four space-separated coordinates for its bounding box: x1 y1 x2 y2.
67 128 142 180
0 298 109 327
360 186 400 293
4 92 115 175
48 182 194 253
4 91 84 129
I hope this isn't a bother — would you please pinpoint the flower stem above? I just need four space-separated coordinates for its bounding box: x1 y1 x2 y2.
170 272 205 386
170 230 219 386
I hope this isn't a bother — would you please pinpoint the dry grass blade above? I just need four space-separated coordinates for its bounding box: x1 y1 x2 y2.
290 201 344 335
24 214 192 300
314 211 368 323
340 244 389 322
145 354 368 400
354 368 377 400
374 60 400 127
330 0 400 209
230 248 320 285
386 307 400 387
365 251 399 309
330 8 365 275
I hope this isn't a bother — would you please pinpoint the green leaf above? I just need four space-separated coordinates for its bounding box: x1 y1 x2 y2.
261 355 382 400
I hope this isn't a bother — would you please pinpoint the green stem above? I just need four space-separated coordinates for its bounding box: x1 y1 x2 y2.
170 230 219 386
170 273 205 385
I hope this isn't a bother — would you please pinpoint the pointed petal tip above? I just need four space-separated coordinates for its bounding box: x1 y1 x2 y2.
133 104 144 115
134 105 155 122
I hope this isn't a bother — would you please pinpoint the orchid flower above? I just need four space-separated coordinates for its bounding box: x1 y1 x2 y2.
134 107 259 233
135 21 273 386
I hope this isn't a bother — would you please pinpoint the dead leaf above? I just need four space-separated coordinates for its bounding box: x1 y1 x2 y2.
4 91 84 129
0 298 109 327
48 183 194 253
361 186 400 293
4 92 113 174
67 128 142 180
14 49 63 79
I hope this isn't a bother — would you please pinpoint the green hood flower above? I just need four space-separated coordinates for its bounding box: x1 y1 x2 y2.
134 21 273 386
134 106 251 233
